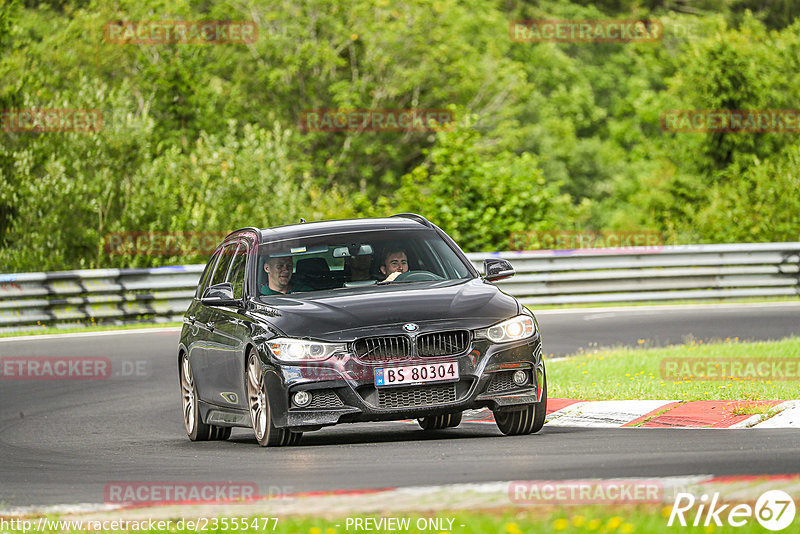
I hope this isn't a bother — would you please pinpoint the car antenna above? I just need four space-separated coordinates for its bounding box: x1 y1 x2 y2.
299 218 306 223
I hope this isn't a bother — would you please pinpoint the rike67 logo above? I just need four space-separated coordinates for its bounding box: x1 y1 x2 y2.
668 490 796 531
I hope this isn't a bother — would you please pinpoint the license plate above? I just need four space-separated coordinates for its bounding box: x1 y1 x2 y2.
374 362 458 387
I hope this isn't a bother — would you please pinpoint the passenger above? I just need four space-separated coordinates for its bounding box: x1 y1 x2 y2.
261 256 295 295
380 247 409 282
346 253 373 282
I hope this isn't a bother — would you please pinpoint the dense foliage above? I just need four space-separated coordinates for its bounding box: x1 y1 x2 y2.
1 0 798 272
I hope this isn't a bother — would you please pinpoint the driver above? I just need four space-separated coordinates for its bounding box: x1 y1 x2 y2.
380 247 409 282
261 256 295 295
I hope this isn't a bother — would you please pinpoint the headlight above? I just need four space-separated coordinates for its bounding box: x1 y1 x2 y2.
480 315 536 343
267 338 347 362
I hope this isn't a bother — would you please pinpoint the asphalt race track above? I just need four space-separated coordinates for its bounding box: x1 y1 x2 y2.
1 303 799 507
538 302 800 357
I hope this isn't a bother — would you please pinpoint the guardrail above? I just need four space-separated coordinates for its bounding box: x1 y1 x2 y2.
0 265 204 331
466 242 800 305
1 243 798 331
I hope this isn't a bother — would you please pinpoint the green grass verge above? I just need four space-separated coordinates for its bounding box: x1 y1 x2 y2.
14 507 778 534
0 322 182 338
252 508 780 534
548 337 800 401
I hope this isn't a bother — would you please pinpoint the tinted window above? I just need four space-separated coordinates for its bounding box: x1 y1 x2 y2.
257 229 473 295
425 238 471 278
196 247 223 298
226 242 249 299
209 242 237 288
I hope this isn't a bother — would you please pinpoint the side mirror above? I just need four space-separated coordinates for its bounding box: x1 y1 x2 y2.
483 258 515 282
201 282 240 307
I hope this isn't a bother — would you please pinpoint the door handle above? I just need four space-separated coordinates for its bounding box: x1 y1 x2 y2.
207 321 215 332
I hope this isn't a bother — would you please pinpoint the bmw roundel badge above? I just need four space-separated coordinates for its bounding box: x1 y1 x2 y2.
403 323 419 332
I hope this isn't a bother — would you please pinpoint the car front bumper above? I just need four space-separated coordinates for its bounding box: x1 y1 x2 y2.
265 336 545 430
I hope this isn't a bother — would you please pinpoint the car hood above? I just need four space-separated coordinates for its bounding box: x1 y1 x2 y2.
251 278 520 341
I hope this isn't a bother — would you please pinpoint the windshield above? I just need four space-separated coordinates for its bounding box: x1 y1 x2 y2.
256 229 473 296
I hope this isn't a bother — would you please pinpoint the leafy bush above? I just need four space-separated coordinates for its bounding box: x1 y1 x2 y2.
389 119 576 251
2 1 799 273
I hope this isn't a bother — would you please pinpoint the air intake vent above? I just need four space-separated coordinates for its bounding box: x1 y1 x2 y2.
377 383 457 409
416 330 470 357
486 371 517 393
307 390 344 409
354 336 413 363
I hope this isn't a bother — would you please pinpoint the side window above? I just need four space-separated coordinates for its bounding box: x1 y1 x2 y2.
209 242 237 288
226 242 249 299
196 248 223 298
429 239 469 278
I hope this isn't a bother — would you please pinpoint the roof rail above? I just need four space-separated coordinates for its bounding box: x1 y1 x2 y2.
391 213 432 228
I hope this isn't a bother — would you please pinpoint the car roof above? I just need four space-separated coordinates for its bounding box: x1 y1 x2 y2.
254 215 432 244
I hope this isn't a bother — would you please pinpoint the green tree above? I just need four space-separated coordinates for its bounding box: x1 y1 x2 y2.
389 118 576 252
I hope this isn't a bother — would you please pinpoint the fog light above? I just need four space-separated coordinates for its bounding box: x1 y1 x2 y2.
512 370 528 386
293 391 312 407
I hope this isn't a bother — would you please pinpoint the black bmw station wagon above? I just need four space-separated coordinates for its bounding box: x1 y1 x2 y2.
178 214 546 446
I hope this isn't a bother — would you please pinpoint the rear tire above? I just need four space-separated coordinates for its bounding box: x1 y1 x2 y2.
246 351 302 447
418 411 462 430
180 352 231 441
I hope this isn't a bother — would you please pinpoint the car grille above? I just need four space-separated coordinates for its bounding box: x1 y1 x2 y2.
354 330 471 363
377 383 457 409
307 389 344 409
354 336 413 363
417 330 470 357
486 371 519 393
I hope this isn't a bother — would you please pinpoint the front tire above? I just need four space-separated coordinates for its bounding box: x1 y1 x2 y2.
493 367 547 436
494 406 536 435
530 366 547 433
180 352 231 441
418 411 462 430
246 351 302 447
